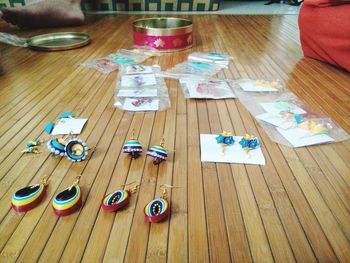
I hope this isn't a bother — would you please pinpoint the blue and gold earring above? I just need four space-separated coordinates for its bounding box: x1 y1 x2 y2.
239 134 260 154
47 138 67 156
144 184 179 223
53 175 82 216
11 176 48 212
216 131 235 154
101 182 139 212
65 139 89 162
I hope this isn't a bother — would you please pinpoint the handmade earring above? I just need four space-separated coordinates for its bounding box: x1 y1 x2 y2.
239 134 260 154
123 129 143 159
101 182 139 212
280 111 303 125
21 139 42 154
147 136 168 165
128 65 146 73
298 120 328 135
144 184 178 223
12 176 48 212
65 139 89 162
216 131 235 154
47 138 67 156
53 175 82 216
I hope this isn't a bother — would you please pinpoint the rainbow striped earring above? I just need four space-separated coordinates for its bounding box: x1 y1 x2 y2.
147 136 168 165
123 129 143 159
53 175 82 216
144 184 179 223
101 182 139 212
12 176 48 212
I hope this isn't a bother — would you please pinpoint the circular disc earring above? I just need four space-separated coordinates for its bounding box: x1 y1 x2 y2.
123 129 143 159
101 183 139 212
65 139 88 162
53 175 82 216
11 176 48 212
47 138 67 156
147 136 168 165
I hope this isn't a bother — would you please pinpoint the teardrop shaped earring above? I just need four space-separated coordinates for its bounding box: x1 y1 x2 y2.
101 182 139 212
123 129 143 159
144 184 179 223
53 175 82 216
11 176 48 212
147 136 168 165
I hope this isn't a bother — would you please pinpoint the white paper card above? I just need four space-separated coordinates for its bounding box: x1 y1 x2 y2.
256 112 295 130
200 134 266 165
51 118 88 135
123 98 159 111
180 78 236 99
117 89 157 97
260 102 307 115
125 65 153 74
121 74 157 88
276 127 334 147
238 80 279 92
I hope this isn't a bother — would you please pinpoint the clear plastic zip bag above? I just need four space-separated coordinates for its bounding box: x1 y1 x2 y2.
114 65 170 112
179 77 236 99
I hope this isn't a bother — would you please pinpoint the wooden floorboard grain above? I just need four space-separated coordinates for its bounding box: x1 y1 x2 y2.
0 14 349 263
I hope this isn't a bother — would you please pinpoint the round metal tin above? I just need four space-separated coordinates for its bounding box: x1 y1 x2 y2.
26 32 91 51
133 17 193 52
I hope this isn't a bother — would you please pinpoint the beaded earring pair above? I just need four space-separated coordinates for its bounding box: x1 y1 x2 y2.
123 129 168 165
102 183 178 223
12 175 83 217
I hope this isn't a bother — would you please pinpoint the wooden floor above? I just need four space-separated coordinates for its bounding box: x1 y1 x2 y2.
0 14 349 263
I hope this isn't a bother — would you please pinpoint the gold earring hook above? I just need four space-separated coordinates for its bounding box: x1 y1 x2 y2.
68 175 82 191
129 184 139 194
88 145 97 152
159 135 165 147
131 128 135 140
159 184 181 199
40 175 49 186
157 136 175 153
30 175 49 188
120 181 140 194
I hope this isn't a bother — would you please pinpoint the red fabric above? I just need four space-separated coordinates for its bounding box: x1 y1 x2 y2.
298 3 350 71
304 0 350 7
